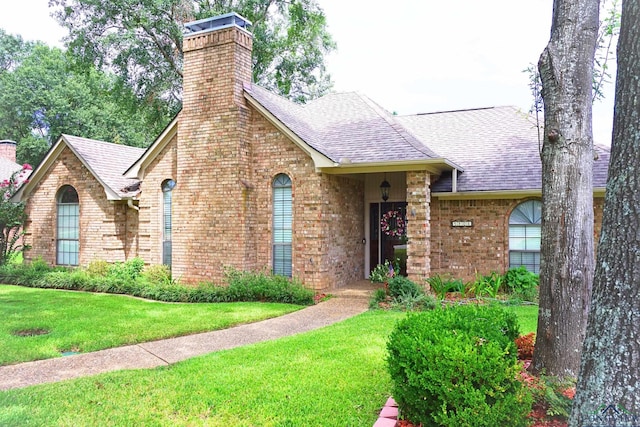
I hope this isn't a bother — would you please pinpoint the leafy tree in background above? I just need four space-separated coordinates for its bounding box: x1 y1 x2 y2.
570 1 640 422
531 0 601 378
48 0 336 105
0 32 171 166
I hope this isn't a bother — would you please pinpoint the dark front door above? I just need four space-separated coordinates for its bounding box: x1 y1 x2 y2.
370 202 407 275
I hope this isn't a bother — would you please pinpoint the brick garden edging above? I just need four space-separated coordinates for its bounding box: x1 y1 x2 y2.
373 397 398 427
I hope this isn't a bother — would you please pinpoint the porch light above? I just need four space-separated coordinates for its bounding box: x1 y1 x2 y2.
380 177 391 201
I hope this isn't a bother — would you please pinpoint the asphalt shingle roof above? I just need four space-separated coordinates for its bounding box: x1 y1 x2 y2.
62 135 145 198
244 84 439 163
396 106 610 192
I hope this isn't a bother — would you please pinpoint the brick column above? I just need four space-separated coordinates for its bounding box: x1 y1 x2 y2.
406 170 431 283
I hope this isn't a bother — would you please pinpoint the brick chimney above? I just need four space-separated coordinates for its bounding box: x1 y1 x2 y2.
172 13 256 283
0 140 17 163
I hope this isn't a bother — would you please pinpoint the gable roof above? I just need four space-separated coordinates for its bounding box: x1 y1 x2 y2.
16 135 144 201
244 84 457 173
397 106 610 194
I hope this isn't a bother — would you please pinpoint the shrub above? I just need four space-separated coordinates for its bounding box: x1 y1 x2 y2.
387 304 532 426
86 259 110 277
223 268 314 305
504 267 539 302
387 276 422 299
142 264 173 285
369 261 393 283
107 257 145 281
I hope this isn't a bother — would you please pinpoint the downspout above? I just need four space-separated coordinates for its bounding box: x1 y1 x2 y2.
127 198 139 211
452 168 458 193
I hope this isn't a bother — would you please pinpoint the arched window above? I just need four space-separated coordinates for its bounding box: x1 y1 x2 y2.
509 200 542 273
56 185 79 265
161 179 176 267
272 174 292 277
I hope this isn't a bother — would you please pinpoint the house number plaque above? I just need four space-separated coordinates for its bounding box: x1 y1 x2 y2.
451 220 473 227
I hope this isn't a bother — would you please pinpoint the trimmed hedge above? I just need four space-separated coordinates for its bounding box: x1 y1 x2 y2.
0 259 315 305
387 304 532 426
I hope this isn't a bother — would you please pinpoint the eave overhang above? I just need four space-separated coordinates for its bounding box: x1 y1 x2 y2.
432 187 606 200
244 92 335 170
124 116 178 179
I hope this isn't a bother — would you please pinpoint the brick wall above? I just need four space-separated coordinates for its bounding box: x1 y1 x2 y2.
24 146 136 265
430 196 606 281
406 170 431 283
172 25 255 283
136 134 178 265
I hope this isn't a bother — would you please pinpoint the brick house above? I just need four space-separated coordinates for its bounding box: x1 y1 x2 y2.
14 13 609 290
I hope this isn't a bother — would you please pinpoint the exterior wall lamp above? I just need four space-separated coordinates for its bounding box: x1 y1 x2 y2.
380 176 390 201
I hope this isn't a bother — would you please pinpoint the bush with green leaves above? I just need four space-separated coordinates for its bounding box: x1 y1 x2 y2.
387 304 532 426
504 266 539 302
0 259 314 305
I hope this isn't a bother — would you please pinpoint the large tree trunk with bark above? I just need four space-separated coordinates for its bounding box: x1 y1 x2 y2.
569 2 640 424
531 0 600 378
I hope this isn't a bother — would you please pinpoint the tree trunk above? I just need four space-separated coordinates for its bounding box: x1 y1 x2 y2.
569 2 640 424
531 0 600 378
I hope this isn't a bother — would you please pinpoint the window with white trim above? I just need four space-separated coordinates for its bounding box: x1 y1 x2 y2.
56 185 79 265
272 174 292 277
509 200 542 273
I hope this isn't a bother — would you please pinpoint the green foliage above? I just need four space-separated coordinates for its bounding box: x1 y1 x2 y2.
386 276 421 299
466 271 503 298
85 259 110 277
141 264 173 285
223 268 314 305
0 32 170 166
0 259 314 305
427 274 465 300
50 0 336 106
107 257 145 281
0 166 31 266
387 305 531 426
504 266 539 302
369 287 388 309
369 261 393 283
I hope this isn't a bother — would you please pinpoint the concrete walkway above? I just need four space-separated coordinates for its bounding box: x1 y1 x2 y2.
0 282 375 391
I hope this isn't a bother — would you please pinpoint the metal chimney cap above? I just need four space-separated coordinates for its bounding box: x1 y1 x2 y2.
184 12 252 36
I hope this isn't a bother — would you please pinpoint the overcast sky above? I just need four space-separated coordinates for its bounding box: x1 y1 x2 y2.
0 0 615 145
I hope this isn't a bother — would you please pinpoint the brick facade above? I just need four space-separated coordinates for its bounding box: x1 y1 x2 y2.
136 134 178 265
19 15 609 292
406 170 431 283
24 147 136 265
429 196 605 281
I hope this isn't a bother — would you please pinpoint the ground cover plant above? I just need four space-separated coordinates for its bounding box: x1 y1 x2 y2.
0 311 407 426
0 284 302 366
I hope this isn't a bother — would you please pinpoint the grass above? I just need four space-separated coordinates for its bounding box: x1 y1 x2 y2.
505 304 539 334
0 284 302 366
0 286 541 426
0 310 407 427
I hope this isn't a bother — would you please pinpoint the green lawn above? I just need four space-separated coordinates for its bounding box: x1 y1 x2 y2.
505 303 539 334
0 284 302 366
0 310 406 427
0 286 540 427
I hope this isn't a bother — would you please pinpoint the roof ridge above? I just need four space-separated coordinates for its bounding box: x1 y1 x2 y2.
357 94 441 159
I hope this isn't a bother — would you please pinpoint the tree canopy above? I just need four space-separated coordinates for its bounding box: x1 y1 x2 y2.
0 30 172 166
48 0 336 106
